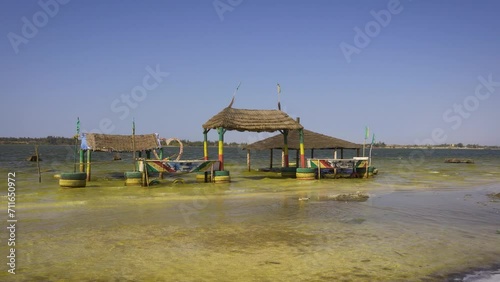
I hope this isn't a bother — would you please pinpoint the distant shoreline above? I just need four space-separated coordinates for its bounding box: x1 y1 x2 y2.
377 146 500 150
1 136 499 149
0 140 499 150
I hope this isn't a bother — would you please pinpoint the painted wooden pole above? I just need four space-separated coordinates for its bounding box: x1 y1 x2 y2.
299 129 305 168
79 149 85 172
158 147 164 179
86 150 91 181
283 130 289 167
217 127 225 171
203 130 209 160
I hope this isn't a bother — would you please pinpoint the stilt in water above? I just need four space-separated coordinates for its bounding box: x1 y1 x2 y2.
35 145 41 183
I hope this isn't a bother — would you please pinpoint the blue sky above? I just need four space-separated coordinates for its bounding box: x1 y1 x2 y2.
1 0 499 145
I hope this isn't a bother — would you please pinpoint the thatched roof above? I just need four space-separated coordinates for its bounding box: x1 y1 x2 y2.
202 107 303 132
82 133 160 152
245 129 361 150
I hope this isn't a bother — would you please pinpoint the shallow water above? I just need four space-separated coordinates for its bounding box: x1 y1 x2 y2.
1 145 499 281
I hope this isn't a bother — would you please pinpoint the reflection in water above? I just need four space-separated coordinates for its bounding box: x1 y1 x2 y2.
0 145 499 281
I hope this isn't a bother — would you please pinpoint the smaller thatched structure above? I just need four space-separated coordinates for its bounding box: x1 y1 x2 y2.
244 129 361 171
82 133 160 152
245 129 361 150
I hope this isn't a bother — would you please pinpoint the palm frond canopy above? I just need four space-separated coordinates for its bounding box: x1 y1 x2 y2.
203 107 303 132
82 133 160 152
244 129 361 150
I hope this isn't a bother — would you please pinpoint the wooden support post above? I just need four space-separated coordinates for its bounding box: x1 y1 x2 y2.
132 119 136 170
247 150 251 171
135 151 142 171
283 130 289 167
269 149 273 169
341 148 344 159
145 162 150 187
317 159 321 180
86 150 91 181
142 160 149 187
35 145 41 183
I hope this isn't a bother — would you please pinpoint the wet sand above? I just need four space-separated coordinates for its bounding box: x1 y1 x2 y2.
1 174 499 281
1 146 500 281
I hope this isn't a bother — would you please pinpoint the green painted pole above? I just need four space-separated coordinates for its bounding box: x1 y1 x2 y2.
79 149 85 172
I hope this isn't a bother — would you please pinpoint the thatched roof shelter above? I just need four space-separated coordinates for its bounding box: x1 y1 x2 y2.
245 129 361 150
202 107 303 132
82 133 160 152
202 106 306 169
244 129 361 171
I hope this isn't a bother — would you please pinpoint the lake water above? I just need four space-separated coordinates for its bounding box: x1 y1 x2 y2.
1 145 499 281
